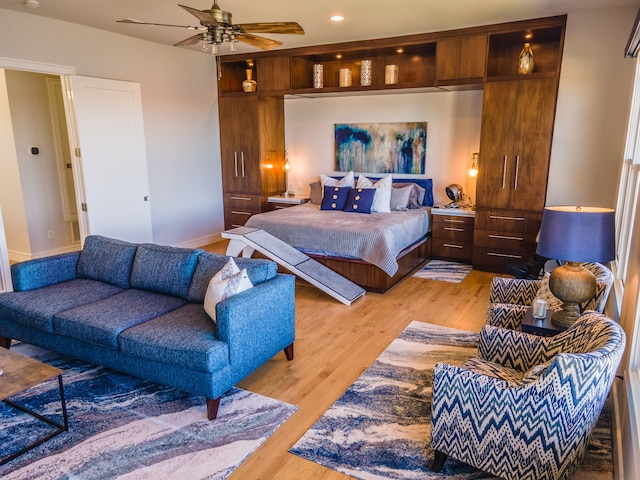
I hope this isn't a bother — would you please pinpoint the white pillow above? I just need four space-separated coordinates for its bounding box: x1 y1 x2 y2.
390 184 413 211
204 260 253 322
356 175 392 212
320 171 355 188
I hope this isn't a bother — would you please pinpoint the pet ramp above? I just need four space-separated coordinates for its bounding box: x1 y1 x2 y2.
221 227 366 306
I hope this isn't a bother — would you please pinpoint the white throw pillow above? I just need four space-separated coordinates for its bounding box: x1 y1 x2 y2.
320 171 355 188
204 260 253 322
356 175 392 212
390 184 413 210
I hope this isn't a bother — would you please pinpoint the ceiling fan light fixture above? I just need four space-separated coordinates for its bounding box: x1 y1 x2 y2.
329 15 345 22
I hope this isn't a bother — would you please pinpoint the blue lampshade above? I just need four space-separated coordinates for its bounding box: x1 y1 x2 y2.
536 206 616 263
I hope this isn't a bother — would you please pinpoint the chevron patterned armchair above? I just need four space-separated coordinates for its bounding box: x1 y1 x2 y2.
430 311 625 480
486 262 614 331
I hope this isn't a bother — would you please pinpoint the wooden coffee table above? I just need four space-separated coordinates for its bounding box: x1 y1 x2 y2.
0 347 68 466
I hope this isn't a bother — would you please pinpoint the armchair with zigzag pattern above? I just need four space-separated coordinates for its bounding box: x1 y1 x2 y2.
486 262 614 331
430 311 625 480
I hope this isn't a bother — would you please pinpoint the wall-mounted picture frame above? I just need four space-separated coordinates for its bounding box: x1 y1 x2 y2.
334 122 427 174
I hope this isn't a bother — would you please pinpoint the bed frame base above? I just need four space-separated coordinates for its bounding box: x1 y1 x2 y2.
306 235 432 294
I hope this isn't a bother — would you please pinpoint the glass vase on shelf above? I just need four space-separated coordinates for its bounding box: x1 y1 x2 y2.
518 43 534 75
242 69 257 92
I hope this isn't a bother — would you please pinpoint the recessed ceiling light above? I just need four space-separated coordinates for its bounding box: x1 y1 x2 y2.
329 15 345 22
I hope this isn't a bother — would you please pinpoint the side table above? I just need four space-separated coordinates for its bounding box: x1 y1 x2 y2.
522 307 567 336
267 195 310 211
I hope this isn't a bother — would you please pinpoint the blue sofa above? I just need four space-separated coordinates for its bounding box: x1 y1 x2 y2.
0 235 295 420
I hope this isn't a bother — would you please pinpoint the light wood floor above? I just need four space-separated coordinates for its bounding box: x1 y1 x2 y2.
205 240 499 480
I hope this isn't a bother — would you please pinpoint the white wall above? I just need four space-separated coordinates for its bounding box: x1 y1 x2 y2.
285 90 483 207
0 9 223 248
548 7 637 208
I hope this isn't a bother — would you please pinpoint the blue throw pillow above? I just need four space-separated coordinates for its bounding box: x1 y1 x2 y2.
320 186 350 211
344 187 376 213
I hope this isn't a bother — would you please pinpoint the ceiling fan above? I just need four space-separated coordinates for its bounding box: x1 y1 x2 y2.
117 1 304 54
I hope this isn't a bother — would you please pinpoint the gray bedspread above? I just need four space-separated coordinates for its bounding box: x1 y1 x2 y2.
244 203 431 276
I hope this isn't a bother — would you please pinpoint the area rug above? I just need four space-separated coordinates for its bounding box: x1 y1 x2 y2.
413 260 472 283
290 321 613 480
0 343 297 479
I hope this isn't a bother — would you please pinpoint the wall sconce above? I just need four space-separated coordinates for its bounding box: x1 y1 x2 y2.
468 152 479 178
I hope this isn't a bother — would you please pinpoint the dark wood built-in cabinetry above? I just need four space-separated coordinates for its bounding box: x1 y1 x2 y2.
431 209 476 263
217 16 566 271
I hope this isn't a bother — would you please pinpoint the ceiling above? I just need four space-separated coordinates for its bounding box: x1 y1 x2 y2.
1 0 638 56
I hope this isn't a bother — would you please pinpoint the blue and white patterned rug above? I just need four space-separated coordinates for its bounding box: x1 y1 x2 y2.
290 321 613 479
0 343 296 479
413 260 472 283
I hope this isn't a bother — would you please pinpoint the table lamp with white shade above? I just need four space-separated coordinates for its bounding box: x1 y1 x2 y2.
536 206 615 327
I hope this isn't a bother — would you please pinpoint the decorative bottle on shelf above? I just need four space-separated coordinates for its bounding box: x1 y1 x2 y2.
518 43 534 75
242 69 257 92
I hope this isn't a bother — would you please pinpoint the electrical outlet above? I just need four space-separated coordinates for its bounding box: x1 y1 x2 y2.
47 230 54 239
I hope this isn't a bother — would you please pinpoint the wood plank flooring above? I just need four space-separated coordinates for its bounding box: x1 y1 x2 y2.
204 240 499 480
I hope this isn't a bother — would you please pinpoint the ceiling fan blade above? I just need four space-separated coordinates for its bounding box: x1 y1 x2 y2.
174 33 205 47
237 33 283 51
237 22 305 35
178 4 219 26
117 18 203 30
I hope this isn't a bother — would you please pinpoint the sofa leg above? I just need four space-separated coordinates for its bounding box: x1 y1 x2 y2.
431 450 447 472
207 397 220 420
0 336 10 349
284 343 294 361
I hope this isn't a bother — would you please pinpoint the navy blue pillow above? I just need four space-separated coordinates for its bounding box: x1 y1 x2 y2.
321 186 350 210
344 187 376 213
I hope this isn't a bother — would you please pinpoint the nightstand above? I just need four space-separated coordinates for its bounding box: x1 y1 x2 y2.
522 307 566 336
431 207 475 263
267 195 310 211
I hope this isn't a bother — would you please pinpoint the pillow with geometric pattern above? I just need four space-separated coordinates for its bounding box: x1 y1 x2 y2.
204 258 253 322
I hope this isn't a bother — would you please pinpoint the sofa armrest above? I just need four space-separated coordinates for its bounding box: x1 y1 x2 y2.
488 277 541 305
215 273 295 380
11 252 80 291
485 303 528 330
478 324 553 372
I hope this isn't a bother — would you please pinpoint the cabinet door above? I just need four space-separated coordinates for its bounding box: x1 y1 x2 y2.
508 78 556 210
476 81 518 209
219 96 259 193
436 35 487 82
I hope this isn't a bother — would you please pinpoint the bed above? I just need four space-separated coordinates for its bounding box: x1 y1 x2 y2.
244 176 433 293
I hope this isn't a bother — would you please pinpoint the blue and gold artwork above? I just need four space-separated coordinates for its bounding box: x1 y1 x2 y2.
334 122 427 174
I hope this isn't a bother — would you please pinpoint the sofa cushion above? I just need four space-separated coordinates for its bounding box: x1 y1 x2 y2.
119 303 230 373
187 252 277 303
76 235 138 289
52 289 187 349
0 279 123 333
130 244 203 298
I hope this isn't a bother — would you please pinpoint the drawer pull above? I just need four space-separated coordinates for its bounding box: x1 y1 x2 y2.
231 224 244 228
487 252 523 259
489 215 525 221
444 219 464 223
488 234 523 241
274 206 287 209
443 243 463 249
231 211 252 216
444 227 464 232
230 196 252 201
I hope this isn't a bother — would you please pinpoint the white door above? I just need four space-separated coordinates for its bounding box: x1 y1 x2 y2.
62 75 153 244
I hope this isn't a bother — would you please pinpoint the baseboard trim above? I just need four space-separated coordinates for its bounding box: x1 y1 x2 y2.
9 243 81 263
174 232 223 250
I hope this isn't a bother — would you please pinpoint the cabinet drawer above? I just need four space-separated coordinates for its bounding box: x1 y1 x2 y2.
432 240 473 262
223 193 263 210
432 218 474 242
473 229 538 251
474 209 541 234
473 246 527 271
224 208 258 229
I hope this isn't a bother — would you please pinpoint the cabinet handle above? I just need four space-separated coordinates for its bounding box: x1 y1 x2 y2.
230 196 252 201
514 155 520 190
231 210 252 216
487 252 523 259
444 219 464 223
488 234 523 241
241 152 245 177
489 215 525 221
502 155 508 189
234 152 238 177
443 243 463 249
444 227 464 232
